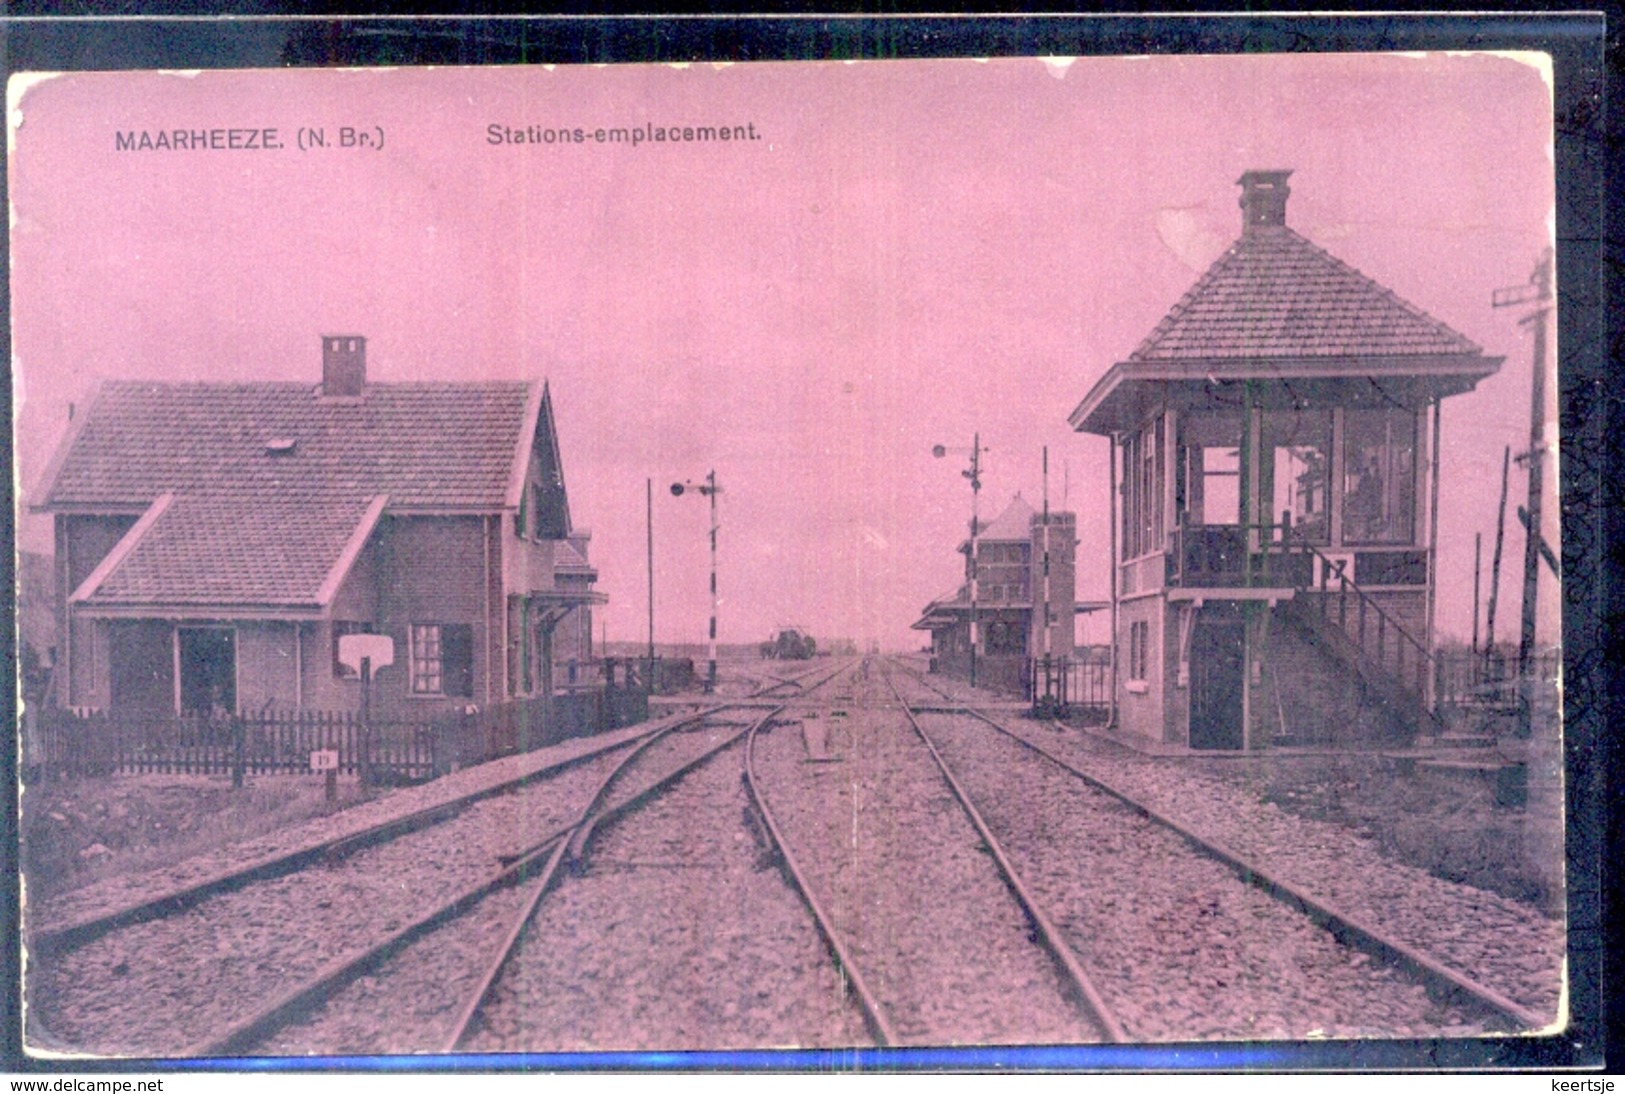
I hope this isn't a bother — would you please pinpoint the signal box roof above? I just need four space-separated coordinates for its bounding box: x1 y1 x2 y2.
1070 171 1502 436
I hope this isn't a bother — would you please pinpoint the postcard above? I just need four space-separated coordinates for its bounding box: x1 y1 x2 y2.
8 51 1573 1065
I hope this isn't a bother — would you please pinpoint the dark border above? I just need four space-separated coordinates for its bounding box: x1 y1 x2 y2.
0 12 1613 1077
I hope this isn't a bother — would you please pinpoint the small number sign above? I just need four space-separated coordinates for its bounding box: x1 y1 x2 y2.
310 749 340 773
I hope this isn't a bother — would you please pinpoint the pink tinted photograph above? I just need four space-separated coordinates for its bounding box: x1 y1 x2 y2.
9 53 1563 1057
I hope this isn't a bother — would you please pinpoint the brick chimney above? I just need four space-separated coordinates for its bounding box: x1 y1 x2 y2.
321 335 366 397
1237 170 1292 230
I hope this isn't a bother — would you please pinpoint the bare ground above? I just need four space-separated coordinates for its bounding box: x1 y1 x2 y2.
1169 752 1563 914
18 772 374 902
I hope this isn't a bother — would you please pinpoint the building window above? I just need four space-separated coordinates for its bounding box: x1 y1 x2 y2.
1342 408 1417 545
1178 413 1243 531
1121 417 1166 560
1263 410 1331 544
1128 620 1149 682
985 620 1026 655
411 623 474 698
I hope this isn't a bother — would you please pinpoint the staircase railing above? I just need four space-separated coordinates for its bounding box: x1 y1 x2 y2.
1291 536 1433 707
1168 509 1436 716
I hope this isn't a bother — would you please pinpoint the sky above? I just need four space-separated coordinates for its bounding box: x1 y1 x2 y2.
8 53 1556 652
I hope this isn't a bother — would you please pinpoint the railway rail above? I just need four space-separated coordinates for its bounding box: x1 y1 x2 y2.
27 665 859 1056
444 705 783 1050
24 653 1558 1053
264 659 865 1054
32 663 853 962
885 659 1552 1036
743 661 1119 1046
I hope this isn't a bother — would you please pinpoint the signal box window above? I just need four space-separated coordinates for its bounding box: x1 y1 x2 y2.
1177 414 1243 529
1263 410 1331 543
1342 408 1417 545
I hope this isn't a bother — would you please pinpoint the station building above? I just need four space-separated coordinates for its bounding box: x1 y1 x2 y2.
1069 171 1501 750
35 335 605 721
912 495 1079 697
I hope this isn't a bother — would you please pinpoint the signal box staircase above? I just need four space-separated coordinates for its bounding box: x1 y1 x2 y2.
1275 545 1444 744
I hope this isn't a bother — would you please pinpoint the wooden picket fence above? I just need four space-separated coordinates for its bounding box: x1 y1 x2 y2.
24 683 651 785
26 708 450 783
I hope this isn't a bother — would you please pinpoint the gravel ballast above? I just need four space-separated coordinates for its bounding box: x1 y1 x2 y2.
751 673 1101 1046
26 747 637 1056
987 721 1566 1024
891 664 1565 1033
915 707 1491 1040
21 658 1567 1057
461 731 870 1052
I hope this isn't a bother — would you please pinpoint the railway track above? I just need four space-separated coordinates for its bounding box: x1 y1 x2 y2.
744 660 1120 1046
447 700 870 1052
884 659 1552 1038
27 667 858 1057
32 666 849 961
292 658 863 1053
749 658 855 699
26 653 1557 1053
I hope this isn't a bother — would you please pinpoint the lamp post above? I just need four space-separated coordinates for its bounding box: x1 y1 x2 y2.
933 436 986 689
671 470 720 694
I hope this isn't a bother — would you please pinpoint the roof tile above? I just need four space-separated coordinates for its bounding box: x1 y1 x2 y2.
46 380 539 610
1130 226 1483 362
45 381 533 509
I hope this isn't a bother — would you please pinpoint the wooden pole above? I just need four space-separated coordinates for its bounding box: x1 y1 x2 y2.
647 477 655 692
1425 397 1442 708
1485 446 1511 666
1517 251 1553 736
1472 531 1482 654
707 470 718 694
968 435 981 690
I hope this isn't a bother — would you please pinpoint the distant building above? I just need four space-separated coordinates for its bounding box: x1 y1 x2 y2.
34 335 604 719
912 495 1077 696
1069 171 1501 750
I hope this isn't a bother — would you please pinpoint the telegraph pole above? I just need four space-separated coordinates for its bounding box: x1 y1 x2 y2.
646 478 655 692
1040 446 1053 706
1493 248 1555 736
969 434 982 690
1486 445 1510 661
707 470 718 694
1042 446 1052 663
1471 532 1481 654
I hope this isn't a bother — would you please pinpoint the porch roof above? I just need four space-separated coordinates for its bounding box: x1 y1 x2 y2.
69 492 389 615
524 587 610 629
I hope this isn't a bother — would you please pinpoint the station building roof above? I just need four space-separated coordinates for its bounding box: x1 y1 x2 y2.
38 356 570 615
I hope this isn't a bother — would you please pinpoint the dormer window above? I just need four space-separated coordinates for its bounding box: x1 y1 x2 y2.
264 437 298 456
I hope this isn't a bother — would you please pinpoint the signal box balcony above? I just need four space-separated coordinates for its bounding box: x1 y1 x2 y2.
1167 522 1312 594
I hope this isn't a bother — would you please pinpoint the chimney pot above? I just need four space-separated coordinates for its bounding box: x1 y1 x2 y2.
322 335 366 397
1237 169 1293 230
